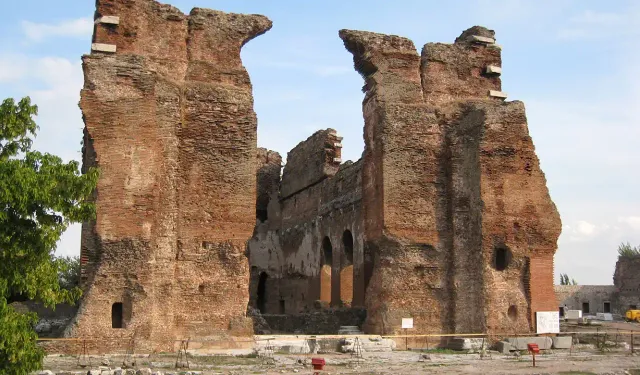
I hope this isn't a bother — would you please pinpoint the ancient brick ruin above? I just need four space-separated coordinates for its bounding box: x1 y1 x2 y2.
72 0 562 350
72 0 271 351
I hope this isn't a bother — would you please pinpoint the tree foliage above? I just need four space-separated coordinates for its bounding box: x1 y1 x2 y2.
617 242 640 259
56 255 81 291
0 97 98 374
559 273 577 285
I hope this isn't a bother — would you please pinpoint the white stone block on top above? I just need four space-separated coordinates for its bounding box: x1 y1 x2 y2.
96 16 120 25
488 90 507 99
467 35 496 44
91 43 117 53
485 65 502 75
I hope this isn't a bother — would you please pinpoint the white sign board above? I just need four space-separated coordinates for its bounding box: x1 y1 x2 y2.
401 318 414 329
566 310 582 319
536 311 560 334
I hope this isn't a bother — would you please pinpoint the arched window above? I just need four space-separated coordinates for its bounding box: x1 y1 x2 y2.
341 230 354 306
320 237 333 304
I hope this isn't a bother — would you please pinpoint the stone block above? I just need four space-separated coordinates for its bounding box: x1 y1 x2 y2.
552 336 573 349
91 43 117 53
488 90 507 99
467 35 496 44
447 337 486 350
566 310 582 319
96 16 120 25
505 336 552 350
496 341 514 354
485 65 502 75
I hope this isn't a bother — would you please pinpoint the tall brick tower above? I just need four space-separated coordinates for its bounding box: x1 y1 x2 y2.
71 0 271 351
340 26 561 335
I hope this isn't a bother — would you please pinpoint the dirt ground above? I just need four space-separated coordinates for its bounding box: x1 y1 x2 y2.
42 350 640 375
41 321 640 374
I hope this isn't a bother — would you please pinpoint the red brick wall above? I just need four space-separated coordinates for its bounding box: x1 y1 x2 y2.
529 254 559 328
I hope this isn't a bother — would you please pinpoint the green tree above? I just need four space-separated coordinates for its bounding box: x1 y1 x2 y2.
56 255 81 291
0 97 98 374
617 242 640 258
559 273 577 285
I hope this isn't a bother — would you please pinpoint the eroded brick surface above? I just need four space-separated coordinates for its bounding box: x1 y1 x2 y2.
339 26 561 335
72 0 271 352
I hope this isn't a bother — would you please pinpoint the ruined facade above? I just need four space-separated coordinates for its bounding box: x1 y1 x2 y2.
72 0 271 351
248 28 562 335
555 256 640 317
613 256 640 311
73 0 562 348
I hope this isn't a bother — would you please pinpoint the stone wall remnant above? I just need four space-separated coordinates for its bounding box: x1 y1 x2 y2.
337 26 561 335
73 0 271 352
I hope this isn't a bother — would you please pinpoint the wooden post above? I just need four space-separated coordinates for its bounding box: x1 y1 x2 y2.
405 328 408 351
532 352 536 367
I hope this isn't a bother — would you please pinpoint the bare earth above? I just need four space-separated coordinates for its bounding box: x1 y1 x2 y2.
43 350 640 375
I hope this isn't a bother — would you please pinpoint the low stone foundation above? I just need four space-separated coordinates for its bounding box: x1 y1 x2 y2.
261 308 366 334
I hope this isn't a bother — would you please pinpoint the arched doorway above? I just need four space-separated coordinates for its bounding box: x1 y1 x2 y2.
340 230 354 306
320 237 332 304
257 272 268 313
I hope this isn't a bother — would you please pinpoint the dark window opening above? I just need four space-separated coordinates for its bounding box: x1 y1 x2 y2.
582 302 590 314
322 237 333 266
342 230 354 264
279 299 285 314
559 306 565 317
631 305 637 310
256 208 268 222
198 284 205 293
507 305 518 321
494 246 510 271
603 302 611 313
257 272 268 314
112 302 124 329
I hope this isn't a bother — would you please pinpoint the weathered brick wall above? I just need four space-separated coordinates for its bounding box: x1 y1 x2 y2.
280 129 342 199
256 148 282 223
421 27 501 106
248 130 364 315
614 257 640 310
555 285 618 315
339 26 561 335
74 0 271 352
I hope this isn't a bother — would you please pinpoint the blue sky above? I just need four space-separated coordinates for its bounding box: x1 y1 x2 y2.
1 0 638 284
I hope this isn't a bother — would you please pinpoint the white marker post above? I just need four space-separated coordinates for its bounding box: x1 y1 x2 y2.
402 318 414 350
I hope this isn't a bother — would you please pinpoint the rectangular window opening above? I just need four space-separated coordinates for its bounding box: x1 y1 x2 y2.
603 302 611 313
112 302 124 329
582 302 590 314
279 299 285 314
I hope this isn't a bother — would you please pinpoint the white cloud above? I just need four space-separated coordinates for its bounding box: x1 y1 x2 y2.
0 55 28 83
576 220 597 236
557 9 639 40
22 18 93 42
618 216 640 231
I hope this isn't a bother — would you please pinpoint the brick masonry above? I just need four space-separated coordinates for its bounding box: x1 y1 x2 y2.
69 0 562 348
71 0 271 352
339 26 561 335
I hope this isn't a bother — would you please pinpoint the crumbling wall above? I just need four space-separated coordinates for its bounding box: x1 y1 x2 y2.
280 129 342 199
248 130 364 315
555 285 618 315
614 257 640 310
74 0 271 352
339 26 561 335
